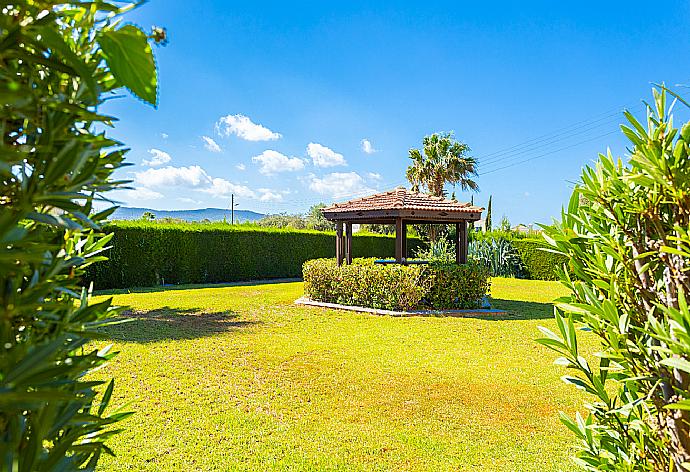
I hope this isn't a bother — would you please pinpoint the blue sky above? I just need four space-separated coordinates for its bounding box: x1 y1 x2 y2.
104 0 690 224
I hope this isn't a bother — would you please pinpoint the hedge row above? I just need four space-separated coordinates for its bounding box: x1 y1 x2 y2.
86 222 424 289
303 258 490 311
512 238 569 281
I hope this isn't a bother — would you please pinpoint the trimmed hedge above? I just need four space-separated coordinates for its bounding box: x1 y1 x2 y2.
303 258 490 311
512 238 569 281
86 222 423 289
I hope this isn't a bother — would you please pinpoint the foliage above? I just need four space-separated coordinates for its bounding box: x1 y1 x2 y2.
303 259 430 310
141 211 156 221
422 262 491 309
512 239 567 281
359 223 395 235
414 235 456 263
303 258 490 310
538 88 690 470
256 203 335 231
256 213 307 229
406 132 478 197
86 222 424 288
469 238 525 278
306 203 335 231
0 1 161 469
90 278 589 471
499 215 511 232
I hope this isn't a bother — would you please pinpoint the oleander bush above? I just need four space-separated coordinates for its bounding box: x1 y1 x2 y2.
303 258 490 311
86 222 424 289
0 1 162 469
538 88 690 470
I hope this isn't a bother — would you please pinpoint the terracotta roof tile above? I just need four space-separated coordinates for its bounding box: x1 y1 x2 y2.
322 187 484 214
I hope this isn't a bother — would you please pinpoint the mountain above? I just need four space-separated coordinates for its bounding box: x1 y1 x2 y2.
110 207 265 223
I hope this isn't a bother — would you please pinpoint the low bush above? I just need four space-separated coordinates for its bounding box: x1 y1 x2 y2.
303 258 490 311
303 259 429 310
423 262 491 309
86 222 423 289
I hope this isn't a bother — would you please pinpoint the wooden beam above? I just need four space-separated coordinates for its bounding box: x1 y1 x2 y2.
336 222 344 266
345 222 353 264
395 218 404 263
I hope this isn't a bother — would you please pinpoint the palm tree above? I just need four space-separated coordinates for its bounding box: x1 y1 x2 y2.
406 132 478 197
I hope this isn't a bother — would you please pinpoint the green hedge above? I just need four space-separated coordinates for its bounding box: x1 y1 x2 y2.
86 222 423 289
512 238 569 281
303 258 490 311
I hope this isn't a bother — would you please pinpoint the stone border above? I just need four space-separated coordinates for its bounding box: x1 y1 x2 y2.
294 297 507 318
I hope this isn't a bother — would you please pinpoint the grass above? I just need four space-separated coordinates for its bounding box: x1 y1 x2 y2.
92 277 596 471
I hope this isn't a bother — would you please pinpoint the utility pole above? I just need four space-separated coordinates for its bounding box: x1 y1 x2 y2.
231 194 234 225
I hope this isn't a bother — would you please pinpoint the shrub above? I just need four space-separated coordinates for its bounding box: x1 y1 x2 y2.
87 222 424 289
538 88 690 469
423 262 491 309
302 258 490 311
303 259 429 310
0 2 161 468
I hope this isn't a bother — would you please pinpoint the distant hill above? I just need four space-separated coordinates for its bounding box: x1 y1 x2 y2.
110 207 265 223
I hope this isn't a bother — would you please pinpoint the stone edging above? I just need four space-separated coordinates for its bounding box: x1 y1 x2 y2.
294 297 508 318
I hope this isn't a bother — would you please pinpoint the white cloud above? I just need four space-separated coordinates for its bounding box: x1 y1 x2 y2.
121 187 164 201
252 150 305 175
367 172 382 180
200 177 256 199
216 114 281 141
258 189 284 202
361 139 377 154
135 165 209 188
308 172 373 199
235 163 246 171
307 143 346 168
142 148 172 167
161 133 169 139
201 136 222 153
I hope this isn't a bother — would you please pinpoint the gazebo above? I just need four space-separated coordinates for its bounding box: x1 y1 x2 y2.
322 187 484 265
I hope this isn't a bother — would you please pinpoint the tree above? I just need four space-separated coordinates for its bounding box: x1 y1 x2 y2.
499 215 510 232
539 88 690 470
1 2 162 468
142 211 156 221
406 132 478 197
306 203 335 231
485 195 492 231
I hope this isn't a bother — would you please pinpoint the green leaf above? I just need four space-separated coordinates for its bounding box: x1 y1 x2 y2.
99 25 158 106
660 357 690 374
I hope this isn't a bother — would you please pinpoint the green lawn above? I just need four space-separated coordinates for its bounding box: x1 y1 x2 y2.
93 278 595 471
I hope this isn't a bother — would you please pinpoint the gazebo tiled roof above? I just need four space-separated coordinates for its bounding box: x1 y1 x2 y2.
323 187 483 219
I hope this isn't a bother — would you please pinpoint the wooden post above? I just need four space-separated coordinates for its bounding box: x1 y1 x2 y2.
456 221 468 264
455 223 461 264
395 218 404 263
345 222 353 264
401 220 407 264
336 221 344 266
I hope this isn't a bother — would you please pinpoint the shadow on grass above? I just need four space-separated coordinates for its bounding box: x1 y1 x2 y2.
480 298 555 321
101 306 260 343
95 278 302 296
